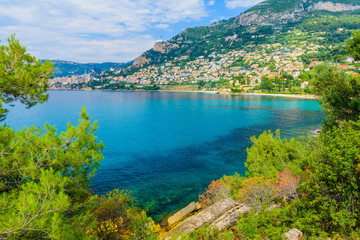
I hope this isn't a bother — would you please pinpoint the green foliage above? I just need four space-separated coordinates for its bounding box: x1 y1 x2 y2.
172 225 221 240
312 63 360 129
301 46 348 65
0 35 54 121
245 130 307 177
231 87 244 93
221 173 245 201
300 120 360 234
0 108 104 239
238 176 276 210
0 169 71 239
347 30 360 61
91 189 157 240
183 25 360 240
0 35 158 239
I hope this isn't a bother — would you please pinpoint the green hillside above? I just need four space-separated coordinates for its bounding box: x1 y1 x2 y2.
131 0 360 68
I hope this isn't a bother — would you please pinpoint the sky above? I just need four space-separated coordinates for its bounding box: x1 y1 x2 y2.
0 0 264 63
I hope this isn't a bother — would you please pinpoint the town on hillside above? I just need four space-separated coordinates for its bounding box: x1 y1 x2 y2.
49 28 359 94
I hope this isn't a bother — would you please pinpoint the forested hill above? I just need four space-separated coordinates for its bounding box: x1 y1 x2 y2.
44 60 131 78
131 0 360 68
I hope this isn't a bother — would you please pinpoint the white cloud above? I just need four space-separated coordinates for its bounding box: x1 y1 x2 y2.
0 0 208 62
155 24 170 29
208 0 215 6
225 0 264 9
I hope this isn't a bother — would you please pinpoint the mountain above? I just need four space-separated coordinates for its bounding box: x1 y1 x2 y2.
131 0 360 68
46 60 132 78
235 0 360 26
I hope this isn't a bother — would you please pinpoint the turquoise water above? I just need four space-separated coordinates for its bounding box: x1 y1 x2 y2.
3 91 322 220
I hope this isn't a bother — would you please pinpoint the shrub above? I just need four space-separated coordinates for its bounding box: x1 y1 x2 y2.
245 130 307 178
91 189 157 240
199 179 230 207
238 176 276 210
275 169 300 200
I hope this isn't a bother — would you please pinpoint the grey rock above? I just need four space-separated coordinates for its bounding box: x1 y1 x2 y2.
167 202 201 228
283 228 303 240
166 199 236 236
210 205 252 231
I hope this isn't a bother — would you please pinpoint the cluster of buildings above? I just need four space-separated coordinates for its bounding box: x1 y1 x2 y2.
50 30 358 90
49 73 93 85
109 41 338 87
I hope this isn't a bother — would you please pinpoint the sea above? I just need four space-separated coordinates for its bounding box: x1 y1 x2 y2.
3 90 322 221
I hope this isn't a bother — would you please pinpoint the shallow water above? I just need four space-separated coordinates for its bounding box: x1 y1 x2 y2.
4 91 322 220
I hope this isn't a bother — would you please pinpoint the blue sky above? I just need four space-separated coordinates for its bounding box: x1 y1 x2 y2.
0 0 263 63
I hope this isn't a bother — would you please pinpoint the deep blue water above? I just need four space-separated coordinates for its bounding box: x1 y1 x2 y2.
3 91 322 220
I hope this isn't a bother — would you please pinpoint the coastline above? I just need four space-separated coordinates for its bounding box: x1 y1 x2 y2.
158 90 218 94
245 92 318 99
49 88 317 99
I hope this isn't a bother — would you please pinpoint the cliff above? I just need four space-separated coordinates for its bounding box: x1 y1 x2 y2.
235 0 360 26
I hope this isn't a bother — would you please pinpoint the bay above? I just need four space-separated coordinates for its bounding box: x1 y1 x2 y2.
4 90 322 220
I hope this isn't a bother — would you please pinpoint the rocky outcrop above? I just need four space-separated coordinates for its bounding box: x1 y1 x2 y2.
132 41 179 67
235 0 360 26
237 11 261 26
166 202 201 229
236 8 307 26
283 228 303 240
210 204 252 231
308 1 360 12
132 55 149 67
152 41 179 54
161 199 252 239
157 198 285 239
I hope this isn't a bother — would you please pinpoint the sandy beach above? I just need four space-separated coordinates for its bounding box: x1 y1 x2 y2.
245 93 318 99
158 90 219 94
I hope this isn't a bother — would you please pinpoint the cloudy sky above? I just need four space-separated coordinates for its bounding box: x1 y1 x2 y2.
0 0 263 63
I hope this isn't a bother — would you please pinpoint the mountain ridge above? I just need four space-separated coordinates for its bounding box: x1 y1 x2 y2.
44 60 131 78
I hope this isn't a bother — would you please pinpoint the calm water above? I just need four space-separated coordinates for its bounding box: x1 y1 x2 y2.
4 91 322 220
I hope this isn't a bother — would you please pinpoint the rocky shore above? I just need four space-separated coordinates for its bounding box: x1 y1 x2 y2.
157 199 302 240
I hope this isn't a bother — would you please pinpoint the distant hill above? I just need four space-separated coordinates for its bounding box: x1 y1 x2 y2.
131 0 360 67
45 60 132 78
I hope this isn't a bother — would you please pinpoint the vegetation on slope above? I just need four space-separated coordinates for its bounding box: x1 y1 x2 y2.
134 0 360 67
2 22 360 240
0 36 156 240
174 30 360 239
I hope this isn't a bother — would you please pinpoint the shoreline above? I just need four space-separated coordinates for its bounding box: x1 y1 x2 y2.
49 88 317 99
245 92 318 99
158 90 218 94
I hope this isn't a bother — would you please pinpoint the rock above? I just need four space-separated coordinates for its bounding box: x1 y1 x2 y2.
132 55 149 67
210 205 252 231
308 2 360 12
166 199 237 236
235 0 360 27
152 42 179 54
283 228 302 240
237 10 261 26
167 202 201 228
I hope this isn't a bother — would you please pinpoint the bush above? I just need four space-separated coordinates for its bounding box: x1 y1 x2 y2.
238 176 276 210
275 169 300 200
245 130 307 177
299 120 360 234
91 189 157 240
199 179 230 207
